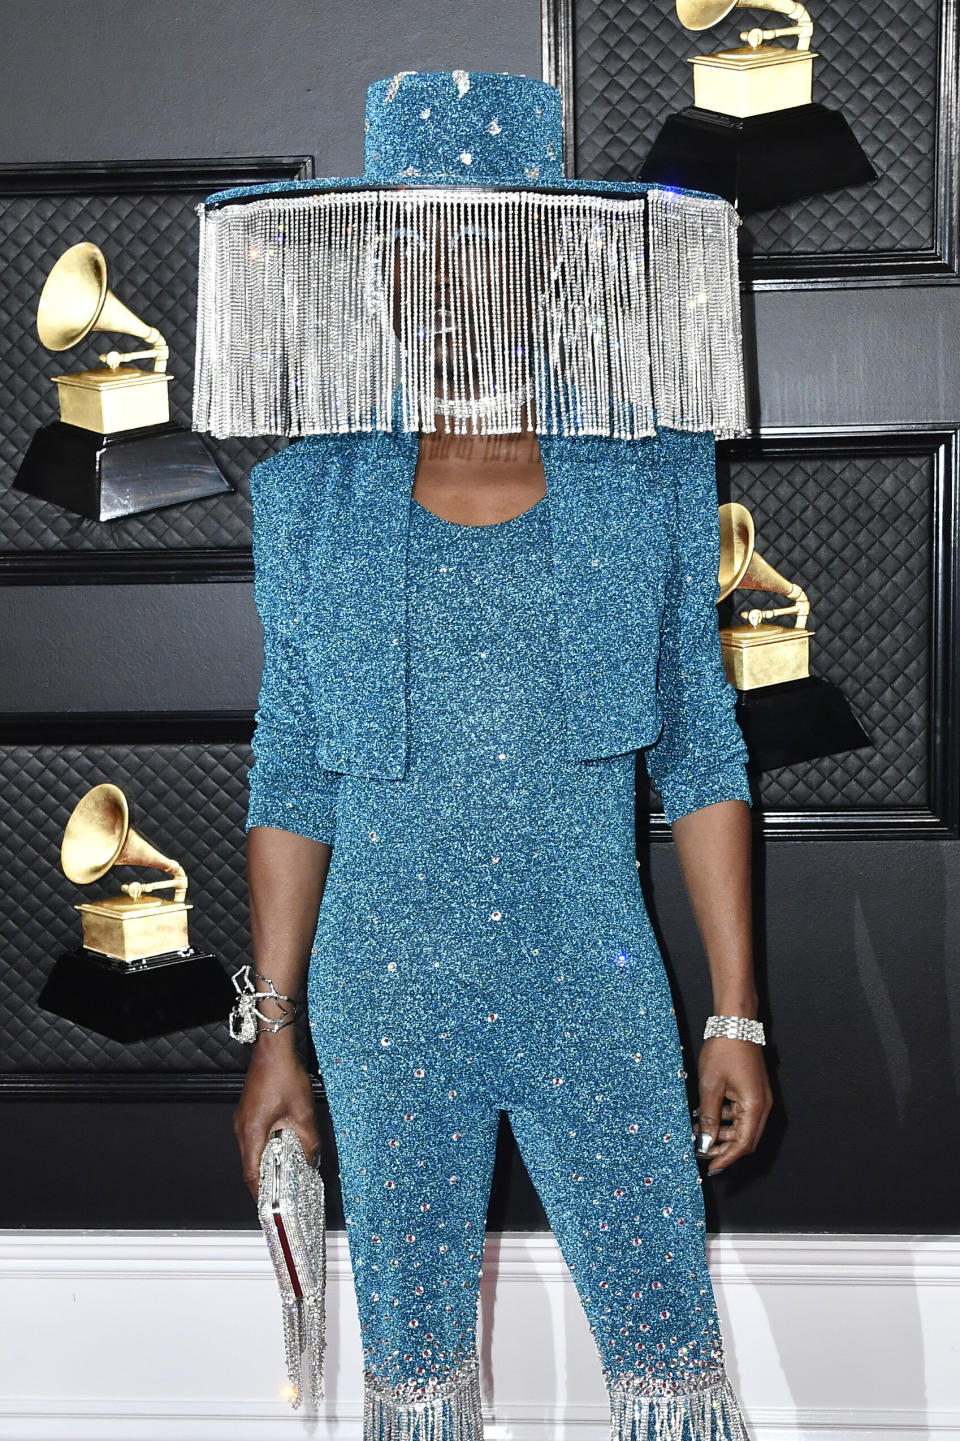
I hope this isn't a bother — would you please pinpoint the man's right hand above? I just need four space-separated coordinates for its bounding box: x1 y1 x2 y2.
233 1045 322 1198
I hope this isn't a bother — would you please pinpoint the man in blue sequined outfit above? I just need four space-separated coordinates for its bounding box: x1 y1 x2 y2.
209 70 772 1441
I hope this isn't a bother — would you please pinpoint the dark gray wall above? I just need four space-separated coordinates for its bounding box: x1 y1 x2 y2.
2 1 959 1235
1 1 541 168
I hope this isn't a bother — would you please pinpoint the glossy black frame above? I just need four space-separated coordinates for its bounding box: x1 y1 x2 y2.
0 156 313 585
644 423 960 841
541 0 960 288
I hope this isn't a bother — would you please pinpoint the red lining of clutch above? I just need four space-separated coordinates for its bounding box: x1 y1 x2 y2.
274 1210 304 1300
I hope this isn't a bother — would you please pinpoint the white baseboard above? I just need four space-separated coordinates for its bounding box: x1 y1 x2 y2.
0 1231 957 1441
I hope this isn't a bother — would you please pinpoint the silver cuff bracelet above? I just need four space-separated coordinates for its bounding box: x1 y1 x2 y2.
703 1013 766 1046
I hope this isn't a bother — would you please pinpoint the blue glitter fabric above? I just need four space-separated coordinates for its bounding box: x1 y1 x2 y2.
244 417 753 1440
244 394 752 816
307 498 747 1438
362 69 564 186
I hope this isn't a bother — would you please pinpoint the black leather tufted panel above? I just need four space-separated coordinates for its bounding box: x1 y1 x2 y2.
0 171 305 555
644 438 943 815
1 740 260 1074
573 0 941 258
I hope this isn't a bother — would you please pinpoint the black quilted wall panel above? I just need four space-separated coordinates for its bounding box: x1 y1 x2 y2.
573 0 939 257
636 434 950 822
0 178 293 555
718 445 931 810
0 741 257 1074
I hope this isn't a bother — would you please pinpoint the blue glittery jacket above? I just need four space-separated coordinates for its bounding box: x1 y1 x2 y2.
245 400 752 840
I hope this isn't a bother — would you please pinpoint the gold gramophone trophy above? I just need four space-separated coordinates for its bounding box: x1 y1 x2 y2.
37 782 234 1043
640 1 877 213
718 501 812 688
13 241 230 521
716 502 871 769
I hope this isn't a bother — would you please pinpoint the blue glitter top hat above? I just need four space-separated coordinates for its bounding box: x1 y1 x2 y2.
363 70 564 187
193 70 747 440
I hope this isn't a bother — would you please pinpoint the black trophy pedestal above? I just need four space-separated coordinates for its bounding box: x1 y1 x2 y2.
735 674 873 772
13 420 232 521
639 102 878 214
38 945 235 1043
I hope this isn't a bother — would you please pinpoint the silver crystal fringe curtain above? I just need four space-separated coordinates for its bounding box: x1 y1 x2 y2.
193 188 747 440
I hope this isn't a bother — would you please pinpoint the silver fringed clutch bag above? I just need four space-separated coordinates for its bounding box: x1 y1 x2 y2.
257 1127 327 1409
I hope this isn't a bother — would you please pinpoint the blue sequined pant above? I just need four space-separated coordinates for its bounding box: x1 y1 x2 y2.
307 497 747 1440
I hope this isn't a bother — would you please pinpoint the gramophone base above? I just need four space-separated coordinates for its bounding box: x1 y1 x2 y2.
735 674 873 772
12 419 231 521
76 896 193 965
721 623 812 689
639 102 878 214
38 945 235 1043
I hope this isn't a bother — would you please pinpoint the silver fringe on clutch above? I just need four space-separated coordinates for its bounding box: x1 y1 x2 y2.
192 186 747 441
281 1290 326 1411
607 1367 751 1441
363 1354 485 1441
256 1127 327 1410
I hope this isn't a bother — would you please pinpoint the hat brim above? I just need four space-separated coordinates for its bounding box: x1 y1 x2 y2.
202 176 727 211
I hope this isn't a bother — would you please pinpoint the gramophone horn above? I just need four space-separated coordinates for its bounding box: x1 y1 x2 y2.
677 0 814 52
718 501 755 601
676 0 740 31
61 781 183 887
717 501 810 625
740 548 809 609
37 241 166 367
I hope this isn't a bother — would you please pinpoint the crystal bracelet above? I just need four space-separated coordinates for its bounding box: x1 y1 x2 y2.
229 964 298 1043
703 1014 766 1046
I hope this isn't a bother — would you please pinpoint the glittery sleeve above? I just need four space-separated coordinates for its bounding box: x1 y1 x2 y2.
244 447 341 846
643 425 752 824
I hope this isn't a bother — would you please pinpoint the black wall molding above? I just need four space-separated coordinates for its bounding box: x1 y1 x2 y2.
0 156 309 581
0 549 256 585
543 0 960 288
644 423 960 839
0 156 315 197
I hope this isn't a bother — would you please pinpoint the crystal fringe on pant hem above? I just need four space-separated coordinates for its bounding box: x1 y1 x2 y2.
361 1357 749 1441
363 1354 485 1441
607 1370 750 1441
